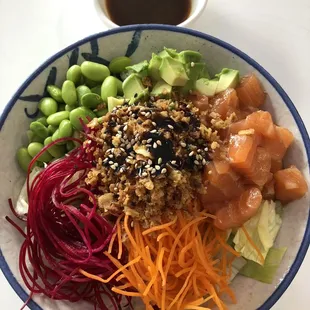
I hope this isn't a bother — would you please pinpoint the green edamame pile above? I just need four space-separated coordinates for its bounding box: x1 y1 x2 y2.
17 57 131 172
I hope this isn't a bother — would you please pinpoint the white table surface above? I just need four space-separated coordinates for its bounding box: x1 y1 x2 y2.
0 0 309 309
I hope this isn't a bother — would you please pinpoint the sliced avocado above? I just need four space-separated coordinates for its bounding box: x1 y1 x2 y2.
195 78 219 97
123 73 146 99
126 60 149 73
215 68 239 94
178 50 202 64
148 53 162 81
198 64 211 79
158 47 178 58
181 62 206 94
159 57 189 87
129 88 150 105
151 80 172 98
107 97 125 112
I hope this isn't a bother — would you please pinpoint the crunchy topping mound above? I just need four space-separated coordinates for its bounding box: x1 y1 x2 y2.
83 99 219 227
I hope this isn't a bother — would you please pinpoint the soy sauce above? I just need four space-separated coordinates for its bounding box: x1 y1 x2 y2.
105 0 191 26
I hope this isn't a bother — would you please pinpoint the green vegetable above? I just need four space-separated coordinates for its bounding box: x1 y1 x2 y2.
101 76 118 102
65 104 76 112
38 97 58 116
29 121 49 139
84 78 99 88
59 119 73 138
109 56 131 74
35 117 48 126
240 247 287 284
76 85 91 104
27 142 53 162
47 85 64 103
90 85 101 95
47 125 58 135
230 256 247 282
16 147 33 172
126 60 149 77
69 107 96 130
44 137 66 158
233 200 282 265
62 80 78 106
81 93 102 109
81 61 110 82
66 65 82 85
47 111 70 126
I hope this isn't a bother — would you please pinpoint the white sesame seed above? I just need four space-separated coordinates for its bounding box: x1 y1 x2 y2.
202 159 207 165
109 161 114 165
118 130 122 135
157 140 162 146
114 163 119 167
114 187 118 191
204 147 209 151
103 158 109 162
180 142 186 148
147 138 152 143
111 165 116 170
145 164 150 168
168 125 174 129
128 156 133 159
155 165 160 170
189 151 194 156
158 158 162 164
161 168 167 174
142 140 147 144
123 125 128 131
191 62 195 67
194 160 199 165
197 149 202 153
142 172 148 177
131 139 135 144
148 159 152 165
145 112 151 117
153 142 158 149
109 154 113 158
150 129 157 133
171 160 176 164
126 143 132 149
140 111 146 116
152 122 156 126
120 148 125 152
151 168 156 174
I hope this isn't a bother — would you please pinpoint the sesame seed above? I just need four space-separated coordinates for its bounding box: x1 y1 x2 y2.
147 138 152 143
148 159 152 165
151 168 156 174
161 168 167 174
103 158 109 162
108 154 113 158
145 112 151 117
155 165 160 170
126 143 132 149
204 147 209 151
171 160 176 164
106 149 111 153
128 156 133 159
180 142 186 148
168 124 174 129
142 140 147 144
150 129 157 133
142 172 148 177
120 167 125 173
111 165 116 170
145 164 150 168
153 142 158 149
114 163 119 167
194 160 199 165
109 161 114 165
123 134 128 140
147 167 152 172
189 151 194 156
202 159 207 165
120 148 125 152
131 139 135 144
152 122 156 126
118 130 122 135
158 157 162 164
140 111 146 116
196 155 200 160
123 125 128 131
114 187 118 191
157 140 162 146
191 62 195 67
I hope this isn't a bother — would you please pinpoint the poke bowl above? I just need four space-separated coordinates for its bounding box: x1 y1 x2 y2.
0 25 309 310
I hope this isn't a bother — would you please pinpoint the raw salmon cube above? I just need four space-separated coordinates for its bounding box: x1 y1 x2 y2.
274 166 308 203
236 74 266 108
271 158 283 173
262 178 275 200
246 111 276 139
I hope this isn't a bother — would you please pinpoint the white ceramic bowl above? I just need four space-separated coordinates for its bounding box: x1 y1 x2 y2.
93 0 208 29
0 25 309 310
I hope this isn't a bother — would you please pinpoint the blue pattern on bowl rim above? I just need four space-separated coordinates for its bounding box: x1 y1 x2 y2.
0 24 309 310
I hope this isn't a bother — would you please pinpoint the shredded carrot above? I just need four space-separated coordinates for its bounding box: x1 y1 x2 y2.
241 226 265 264
116 214 124 259
107 232 117 254
86 209 238 309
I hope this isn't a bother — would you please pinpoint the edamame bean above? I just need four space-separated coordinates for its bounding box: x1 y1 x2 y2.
44 137 66 158
109 56 131 74
81 93 102 109
81 61 110 82
27 130 34 143
95 107 108 117
30 121 49 139
59 119 73 138
84 78 99 88
66 141 76 152
35 117 48 126
47 124 58 135
91 85 101 95
76 85 91 104
62 80 78 106
69 107 96 130
47 111 70 126
32 135 45 143
66 65 82 85
47 85 64 103
58 104 66 111
16 147 33 172
65 104 76 112
115 78 124 95
51 129 66 145
28 142 53 162
101 76 118 102
38 97 58 116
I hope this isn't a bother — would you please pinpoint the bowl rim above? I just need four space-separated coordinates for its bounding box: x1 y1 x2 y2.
0 24 309 310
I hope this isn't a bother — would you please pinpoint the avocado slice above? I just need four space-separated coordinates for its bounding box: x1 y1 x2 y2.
181 62 206 94
129 88 150 105
123 73 146 99
178 50 202 64
158 47 178 58
159 57 189 87
148 53 162 81
151 80 172 98
107 97 125 112
195 78 219 97
215 68 239 94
